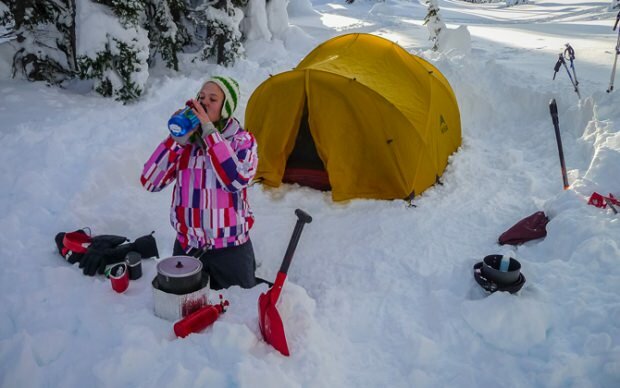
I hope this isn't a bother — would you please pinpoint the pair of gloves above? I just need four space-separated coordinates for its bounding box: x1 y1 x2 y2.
55 231 159 276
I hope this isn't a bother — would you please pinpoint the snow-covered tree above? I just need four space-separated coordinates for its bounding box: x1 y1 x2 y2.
241 0 295 43
0 0 78 84
424 0 445 51
187 0 247 66
266 0 289 39
144 0 188 70
76 0 149 103
459 0 529 5
241 0 271 41
505 0 529 7
0 0 260 102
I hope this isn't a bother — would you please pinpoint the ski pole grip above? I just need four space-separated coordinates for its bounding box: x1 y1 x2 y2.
553 57 562 73
295 209 313 224
564 44 575 60
549 99 559 125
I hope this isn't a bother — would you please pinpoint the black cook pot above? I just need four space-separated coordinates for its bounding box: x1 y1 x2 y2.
156 256 203 295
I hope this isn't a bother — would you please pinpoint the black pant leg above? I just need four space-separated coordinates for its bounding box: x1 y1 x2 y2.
172 239 187 256
173 238 257 290
200 240 257 290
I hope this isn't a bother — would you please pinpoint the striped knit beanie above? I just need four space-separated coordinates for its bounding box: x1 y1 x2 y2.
208 76 240 120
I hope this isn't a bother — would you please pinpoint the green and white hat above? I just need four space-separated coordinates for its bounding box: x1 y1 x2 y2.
209 76 240 120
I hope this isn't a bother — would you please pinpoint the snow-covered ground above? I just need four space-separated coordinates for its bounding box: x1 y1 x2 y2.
1 0 619 387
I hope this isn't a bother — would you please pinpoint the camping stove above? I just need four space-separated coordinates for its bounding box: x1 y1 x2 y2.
152 276 210 322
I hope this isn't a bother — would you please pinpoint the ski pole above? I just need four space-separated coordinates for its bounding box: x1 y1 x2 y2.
564 43 579 88
553 53 581 99
553 54 563 80
549 99 569 190
607 11 620 93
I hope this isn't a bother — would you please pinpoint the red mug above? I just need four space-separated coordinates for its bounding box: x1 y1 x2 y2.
109 263 129 293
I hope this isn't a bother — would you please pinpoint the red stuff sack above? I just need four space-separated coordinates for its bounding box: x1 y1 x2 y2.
498 211 549 245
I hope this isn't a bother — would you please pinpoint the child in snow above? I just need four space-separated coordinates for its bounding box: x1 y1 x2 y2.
141 76 258 290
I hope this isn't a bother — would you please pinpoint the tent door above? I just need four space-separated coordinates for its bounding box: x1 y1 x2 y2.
282 102 331 191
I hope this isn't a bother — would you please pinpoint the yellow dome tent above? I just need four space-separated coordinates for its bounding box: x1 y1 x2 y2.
245 33 461 201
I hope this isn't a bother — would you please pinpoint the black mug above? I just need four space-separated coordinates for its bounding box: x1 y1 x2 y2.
125 251 142 280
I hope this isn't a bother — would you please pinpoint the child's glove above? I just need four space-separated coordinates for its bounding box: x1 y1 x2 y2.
133 233 159 259
79 233 159 276
79 235 128 276
200 121 217 137
171 130 195 146
54 230 91 264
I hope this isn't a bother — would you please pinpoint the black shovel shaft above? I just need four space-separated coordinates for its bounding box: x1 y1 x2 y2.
279 209 313 275
549 99 569 190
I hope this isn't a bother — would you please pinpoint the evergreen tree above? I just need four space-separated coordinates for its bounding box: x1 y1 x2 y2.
187 0 247 66
77 0 149 103
505 0 528 7
144 0 188 70
1 0 77 84
424 0 445 51
0 0 258 103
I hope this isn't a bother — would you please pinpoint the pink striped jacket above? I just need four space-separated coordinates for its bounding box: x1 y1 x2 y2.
141 118 258 251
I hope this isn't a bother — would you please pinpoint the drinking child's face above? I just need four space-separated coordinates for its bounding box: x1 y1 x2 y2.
197 82 224 122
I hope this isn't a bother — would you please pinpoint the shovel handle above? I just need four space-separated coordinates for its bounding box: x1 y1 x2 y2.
279 209 313 275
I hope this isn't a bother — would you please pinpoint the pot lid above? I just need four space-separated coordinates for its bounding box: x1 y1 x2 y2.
157 256 202 278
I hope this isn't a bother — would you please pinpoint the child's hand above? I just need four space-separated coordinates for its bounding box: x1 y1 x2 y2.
190 98 217 137
190 99 212 128
171 130 195 146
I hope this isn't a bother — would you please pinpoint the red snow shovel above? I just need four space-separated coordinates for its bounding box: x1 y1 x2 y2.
258 209 312 356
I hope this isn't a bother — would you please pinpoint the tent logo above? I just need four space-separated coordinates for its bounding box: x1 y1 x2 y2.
439 115 449 133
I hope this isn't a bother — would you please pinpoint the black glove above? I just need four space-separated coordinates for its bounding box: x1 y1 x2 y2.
79 235 128 276
75 232 159 276
133 233 159 259
54 230 89 264
79 248 105 276
54 232 65 255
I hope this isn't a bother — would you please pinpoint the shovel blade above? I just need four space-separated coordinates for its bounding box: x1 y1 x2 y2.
258 289 290 356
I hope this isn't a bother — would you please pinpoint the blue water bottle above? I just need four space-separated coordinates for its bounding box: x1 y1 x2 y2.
168 105 201 137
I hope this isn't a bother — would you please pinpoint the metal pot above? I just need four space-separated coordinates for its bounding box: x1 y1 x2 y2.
481 255 521 285
156 256 203 295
